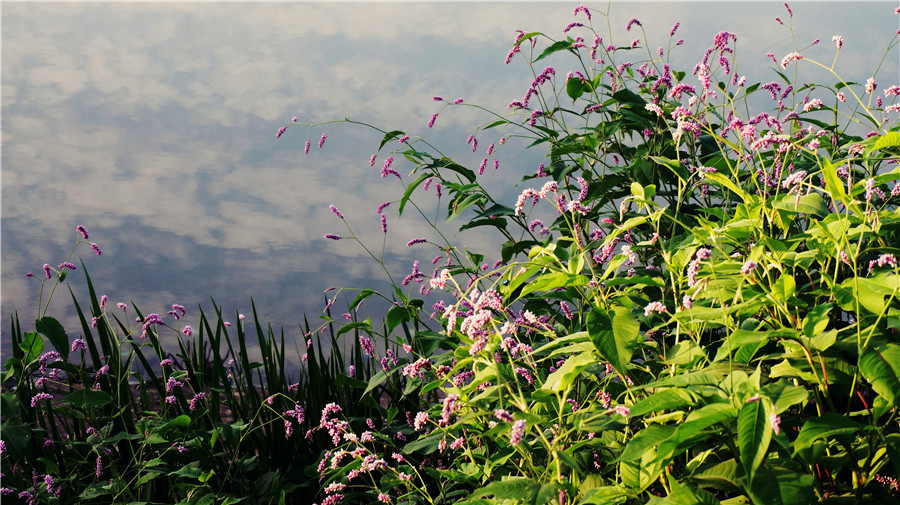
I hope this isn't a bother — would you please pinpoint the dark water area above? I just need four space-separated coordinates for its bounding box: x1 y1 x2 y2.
3 2 897 370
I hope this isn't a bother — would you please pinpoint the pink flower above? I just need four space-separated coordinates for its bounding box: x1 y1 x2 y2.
803 98 823 112
329 204 344 219
625 18 642 31
837 92 846 102
741 260 757 275
510 419 526 445
613 405 630 417
770 413 782 435
31 392 53 407
644 301 667 317
573 4 591 20
318 133 327 148
832 35 843 49
413 411 429 431
865 77 877 94
780 51 803 69
76 225 89 239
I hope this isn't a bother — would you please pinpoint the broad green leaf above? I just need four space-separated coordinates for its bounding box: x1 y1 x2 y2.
534 40 574 63
581 486 629 505
378 130 405 150
349 289 375 311
158 414 192 433
629 389 698 418
858 343 900 408
399 172 432 215
20 331 44 365
792 413 863 456
588 306 639 375
737 401 772 482
873 131 900 151
664 474 720 505
620 450 664 493
36 317 70 361
839 277 886 315
770 273 796 303
703 171 749 202
541 351 596 393
650 156 690 182
619 425 676 461
746 465 814 505
402 432 443 455
458 477 540 504
772 192 829 217
63 389 112 409
386 304 412 333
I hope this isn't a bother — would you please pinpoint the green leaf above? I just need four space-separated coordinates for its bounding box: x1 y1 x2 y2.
772 192 829 217
541 351 595 393
746 466 814 505
403 432 446 456
619 425 676 461
63 389 112 409
399 172 432 215
650 156 690 182
35 317 70 361
567 77 587 102
737 401 772 482
858 343 900 408
703 171 749 202
386 305 412 334
20 331 44 365
628 388 698 418
534 40 574 63
378 130 406 150
349 289 375 311
873 131 900 151
158 414 192 433
587 306 639 375
792 413 863 456
770 273 796 303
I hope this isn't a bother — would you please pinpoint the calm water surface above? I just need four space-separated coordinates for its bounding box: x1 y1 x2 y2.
2 2 897 360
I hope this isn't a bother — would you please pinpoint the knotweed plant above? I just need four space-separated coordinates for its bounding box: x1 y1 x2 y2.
280 4 900 504
1 226 392 503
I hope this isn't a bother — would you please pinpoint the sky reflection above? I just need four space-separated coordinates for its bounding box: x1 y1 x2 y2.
2 2 897 360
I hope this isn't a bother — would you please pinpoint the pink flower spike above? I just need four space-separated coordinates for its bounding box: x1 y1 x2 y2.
76 225 89 239
573 5 591 20
453 98 464 104
304 139 311 154
832 35 843 49
780 51 803 69
428 112 439 128
329 204 344 219
318 133 327 148
865 77 877 94
90 242 102 255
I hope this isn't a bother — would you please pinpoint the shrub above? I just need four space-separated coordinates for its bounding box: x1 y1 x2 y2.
280 3 900 504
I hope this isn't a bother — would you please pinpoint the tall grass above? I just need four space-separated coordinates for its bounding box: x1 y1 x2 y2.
1 263 415 503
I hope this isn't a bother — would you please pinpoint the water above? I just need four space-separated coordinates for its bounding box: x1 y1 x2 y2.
3 2 897 359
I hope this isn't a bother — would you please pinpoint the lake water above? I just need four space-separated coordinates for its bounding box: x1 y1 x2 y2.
3 2 897 360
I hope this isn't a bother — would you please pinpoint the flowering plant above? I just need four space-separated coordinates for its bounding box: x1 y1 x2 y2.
282 3 900 504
